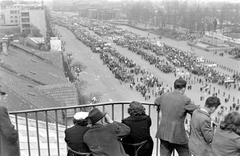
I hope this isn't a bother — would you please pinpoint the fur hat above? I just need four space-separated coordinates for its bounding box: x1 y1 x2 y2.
87 108 106 124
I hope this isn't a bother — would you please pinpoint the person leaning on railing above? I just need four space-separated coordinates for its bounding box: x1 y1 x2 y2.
83 108 130 156
0 90 20 156
121 101 153 156
154 78 199 156
65 112 91 156
211 111 240 156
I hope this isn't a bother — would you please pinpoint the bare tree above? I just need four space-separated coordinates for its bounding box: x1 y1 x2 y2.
234 4 239 32
31 25 43 37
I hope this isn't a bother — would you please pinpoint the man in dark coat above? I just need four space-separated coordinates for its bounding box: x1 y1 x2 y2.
0 90 20 156
122 101 153 156
83 108 130 156
154 78 198 156
65 112 91 155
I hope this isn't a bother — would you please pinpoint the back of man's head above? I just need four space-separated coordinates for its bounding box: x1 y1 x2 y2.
174 78 187 90
205 96 221 109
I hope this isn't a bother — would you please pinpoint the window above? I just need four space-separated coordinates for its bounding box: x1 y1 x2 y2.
10 10 18 14
15 16 17 18
21 12 29 17
15 20 18 22
11 20 13 23
10 16 13 18
22 18 30 23
22 24 30 28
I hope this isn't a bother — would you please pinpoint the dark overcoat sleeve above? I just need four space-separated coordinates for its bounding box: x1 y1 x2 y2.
0 106 18 143
113 121 131 138
184 98 198 115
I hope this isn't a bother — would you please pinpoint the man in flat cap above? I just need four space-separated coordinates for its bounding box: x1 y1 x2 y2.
189 96 221 156
154 78 198 156
83 108 130 156
65 112 91 155
0 89 20 156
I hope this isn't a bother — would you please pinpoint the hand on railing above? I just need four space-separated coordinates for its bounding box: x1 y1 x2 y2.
154 103 160 112
104 114 114 124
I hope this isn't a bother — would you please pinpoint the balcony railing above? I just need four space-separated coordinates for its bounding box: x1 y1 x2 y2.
9 101 176 156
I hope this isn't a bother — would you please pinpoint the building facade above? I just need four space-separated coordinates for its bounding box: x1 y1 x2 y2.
1 2 47 37
78 4 121 20
2 4 21 25
19 9 47 37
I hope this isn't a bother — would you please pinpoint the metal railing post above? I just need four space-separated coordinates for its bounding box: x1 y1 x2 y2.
55 110 60 156
156 105 160 156
122 103 124 119
25 113 31 156
35 112 41 156
112 104 114 120
15 114 21 156
45 111 51 156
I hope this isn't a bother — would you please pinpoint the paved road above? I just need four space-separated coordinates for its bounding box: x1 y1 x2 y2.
56 25 147 106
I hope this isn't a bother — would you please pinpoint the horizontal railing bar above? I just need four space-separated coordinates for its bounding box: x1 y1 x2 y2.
9 101 153 114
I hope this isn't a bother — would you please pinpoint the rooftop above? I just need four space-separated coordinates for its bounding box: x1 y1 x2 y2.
0 43 75 116
4 46 67 85
37 83 78 116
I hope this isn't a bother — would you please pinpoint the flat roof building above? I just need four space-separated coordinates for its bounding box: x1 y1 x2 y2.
1 2 47 37
19 9 47 37
1 4 22 25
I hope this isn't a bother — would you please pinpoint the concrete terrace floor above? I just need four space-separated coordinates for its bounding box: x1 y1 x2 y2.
10 115 67 156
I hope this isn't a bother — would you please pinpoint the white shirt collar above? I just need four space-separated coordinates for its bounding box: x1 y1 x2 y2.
200 108 209 115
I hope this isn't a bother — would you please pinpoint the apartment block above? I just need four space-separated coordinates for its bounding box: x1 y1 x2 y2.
2 4 21 25
1 2 47 37
20 9 47 37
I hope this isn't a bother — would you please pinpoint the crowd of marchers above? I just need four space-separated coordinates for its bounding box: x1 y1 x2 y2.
53 13 240 110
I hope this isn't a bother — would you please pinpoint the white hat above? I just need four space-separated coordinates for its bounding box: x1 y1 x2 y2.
73 112 89 120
